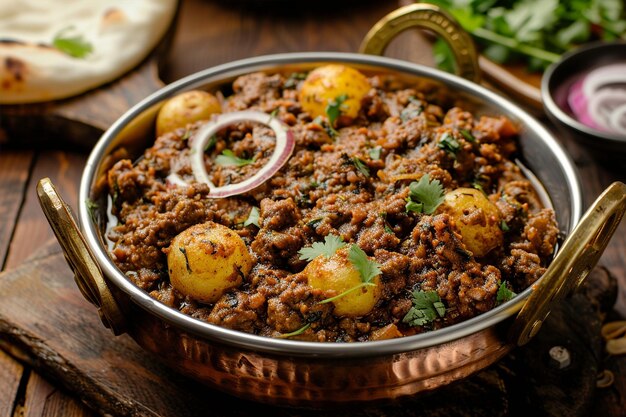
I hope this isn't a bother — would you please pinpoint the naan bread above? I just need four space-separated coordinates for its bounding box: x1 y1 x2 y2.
0 0 177 104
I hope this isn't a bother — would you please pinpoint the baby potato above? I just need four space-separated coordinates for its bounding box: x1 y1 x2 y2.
167 222 253 303
303 247 381 317
156 90 221 136
299 64 371 125
439 188 503 258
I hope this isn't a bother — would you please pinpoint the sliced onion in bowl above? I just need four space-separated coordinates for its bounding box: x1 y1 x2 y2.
587 88 626 132
609 103 626 135
582 64 626 98
169 110 295 197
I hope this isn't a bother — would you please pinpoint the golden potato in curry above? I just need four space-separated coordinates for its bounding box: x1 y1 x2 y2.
439 188 503 257
156 90 222 136
167 222 253 303
303 247 382 317
299 64 371 125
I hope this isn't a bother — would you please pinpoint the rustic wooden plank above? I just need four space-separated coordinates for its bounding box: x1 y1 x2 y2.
161 1 401 82
20 373 55 417
19 373 93 417
0 150 34 266
4 151 86 270
0 350 23 417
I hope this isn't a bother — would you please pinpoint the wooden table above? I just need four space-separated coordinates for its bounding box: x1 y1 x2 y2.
1 1 625 416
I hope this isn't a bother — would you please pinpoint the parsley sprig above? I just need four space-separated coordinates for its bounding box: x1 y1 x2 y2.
215 149 255 167
52 28 93 58
405 174 445 214
403 290 446 327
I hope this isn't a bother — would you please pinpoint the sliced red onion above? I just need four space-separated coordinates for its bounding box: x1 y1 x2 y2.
609 103 626 135
587 88 626 132
567 78 599 129
567 63 626 136
582 64 626 99
176 110 294 198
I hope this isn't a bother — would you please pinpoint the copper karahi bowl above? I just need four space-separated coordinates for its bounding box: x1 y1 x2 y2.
37 4 625 407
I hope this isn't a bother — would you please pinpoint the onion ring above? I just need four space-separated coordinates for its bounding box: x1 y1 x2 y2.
180 110 294 198
582 64 626 98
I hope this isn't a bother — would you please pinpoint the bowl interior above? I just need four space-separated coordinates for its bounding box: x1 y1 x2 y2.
79 53 582 357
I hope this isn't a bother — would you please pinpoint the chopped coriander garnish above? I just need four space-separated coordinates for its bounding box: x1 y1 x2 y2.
277 323 311 339
306 217 324 228
179 247 192 273
368 146 381 160
402 290 446 327
348 245 381 284
472 181 486 195
181 129 192 141
215 149 255 167
244 206 260 227
319 244 381 305
405 174 445 215
380 212 394 234
52 28 93 58
284 72 308 89
460 129 476 143
438 133 461 155
269 108 279 119
326 93 348 127
496 281 516 303
500 220 510 232
351 157 370 177
204 134 218 151
400 97 424 122
298 235 346 261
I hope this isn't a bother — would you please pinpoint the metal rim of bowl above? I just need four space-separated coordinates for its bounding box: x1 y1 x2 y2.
78 52 583 358
542 40 626 145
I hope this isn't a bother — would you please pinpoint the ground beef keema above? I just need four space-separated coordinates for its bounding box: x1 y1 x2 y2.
105 70 559 342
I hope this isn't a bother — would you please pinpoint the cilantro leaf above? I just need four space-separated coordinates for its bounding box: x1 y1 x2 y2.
405 174 445 215
244 207 260 227
438 133 461 155
52 28 93 58
215 149 255 167
460 129 476 143
298 235 346 261
348 245 381 284
325 94 348 127
284 72 308 89
403 290 446 327
368 147 381 160
500 220 510 232
204 134 217 151
496 281 516 303
351 156 370 177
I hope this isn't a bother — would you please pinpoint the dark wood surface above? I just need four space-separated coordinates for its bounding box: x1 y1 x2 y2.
0 1 625 416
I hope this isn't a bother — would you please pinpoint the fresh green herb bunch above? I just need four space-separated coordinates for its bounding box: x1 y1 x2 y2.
429 0 626 72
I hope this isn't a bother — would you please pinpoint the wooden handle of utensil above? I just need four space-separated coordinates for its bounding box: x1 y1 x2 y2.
510 181 626 346
359 3 480 83
36 178 127 336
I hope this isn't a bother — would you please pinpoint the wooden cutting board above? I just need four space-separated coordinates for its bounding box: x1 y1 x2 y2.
0 240 616 417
